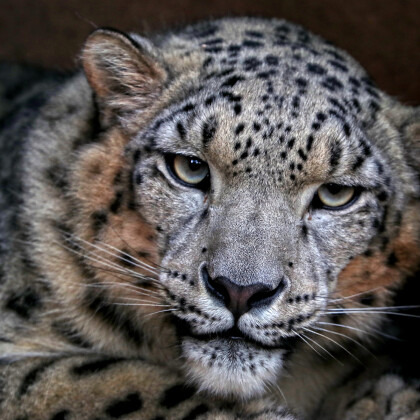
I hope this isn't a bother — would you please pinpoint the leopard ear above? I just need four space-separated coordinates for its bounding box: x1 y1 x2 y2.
385 102 420 168
82 28 167 120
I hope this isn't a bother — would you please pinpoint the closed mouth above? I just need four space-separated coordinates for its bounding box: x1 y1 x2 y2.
172 317 298 351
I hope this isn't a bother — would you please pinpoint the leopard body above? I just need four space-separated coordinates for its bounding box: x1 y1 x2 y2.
0 17 420 420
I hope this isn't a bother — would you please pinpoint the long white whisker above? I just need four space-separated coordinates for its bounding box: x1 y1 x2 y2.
96 239 160 274
298 331 344 365
326 310 420 319
143 308 177 318
274 383 288 406
62 229 160 275
294 332 326 359
329 287 384 302
303 327 361 363
312 325 376 357
114 302 171 307
93 281 163 297
318 321 399 341
116 296 166 304
106 222 168 272
327 305 420 311
56 239 156 284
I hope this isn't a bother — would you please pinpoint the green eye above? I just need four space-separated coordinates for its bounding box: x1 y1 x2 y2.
317 184 356 209
166 154 210 188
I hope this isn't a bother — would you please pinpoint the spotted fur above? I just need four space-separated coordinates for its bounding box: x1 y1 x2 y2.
1 17 420 420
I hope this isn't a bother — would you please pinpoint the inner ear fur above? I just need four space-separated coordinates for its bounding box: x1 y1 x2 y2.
82 28 167 116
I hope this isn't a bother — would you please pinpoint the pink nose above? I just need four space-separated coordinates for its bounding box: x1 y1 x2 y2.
203 268 286 319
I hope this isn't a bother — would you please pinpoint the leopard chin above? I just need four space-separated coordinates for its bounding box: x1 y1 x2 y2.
181 336 285 399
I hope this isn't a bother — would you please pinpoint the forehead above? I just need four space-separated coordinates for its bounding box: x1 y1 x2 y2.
142 18 383 187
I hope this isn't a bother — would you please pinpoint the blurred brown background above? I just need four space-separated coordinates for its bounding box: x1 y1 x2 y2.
0 0 418 104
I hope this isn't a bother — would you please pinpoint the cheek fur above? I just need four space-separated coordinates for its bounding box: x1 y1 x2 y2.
337 204 420 297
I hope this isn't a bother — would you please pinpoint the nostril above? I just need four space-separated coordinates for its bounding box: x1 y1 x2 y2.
247 276 287 308
202 266 230 304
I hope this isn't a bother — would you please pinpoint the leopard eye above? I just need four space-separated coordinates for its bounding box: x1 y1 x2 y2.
166 154 210 188
316 184 356 209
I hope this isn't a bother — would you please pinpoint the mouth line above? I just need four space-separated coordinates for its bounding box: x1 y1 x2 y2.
172 317 298 351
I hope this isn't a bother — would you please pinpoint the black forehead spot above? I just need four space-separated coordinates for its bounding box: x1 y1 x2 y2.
328 97 348 115
265 55 279 66
203 57 213 68
228 44 242 54
295 77 308 88
245 30 264 38
221 75 245 88
324 49 346 62
176 122 186 140
343 122 351 137
242 39 264 48
235 123 245 135
181 103 195 113
330 141 342 167
204 95 215 106
328 60 348 72
202 116 218 146
307 63 327 75
275 23 291 33
220 91 242 103
321 76 344 92
298 148 308 161
306 135 314 152
205 38 223 45
316 112 327 122
243 57 261 71
348 76 361 87
204 45 223 54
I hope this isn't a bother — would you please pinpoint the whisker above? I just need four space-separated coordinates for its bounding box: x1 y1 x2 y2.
80 263 161 289
303 327 361 363
273 383 288 406
59 232 159 278
318 320 400 341
113 302 171 307
326 310 420 319
311 325 376 357
96 239 160 274
92 281 164 297
143 308 177 318
56 239 157 285
298 331 343 365
294 331 326 360
329 287 385 302
327 305 420 311
116 296 166 304
106 222 168 272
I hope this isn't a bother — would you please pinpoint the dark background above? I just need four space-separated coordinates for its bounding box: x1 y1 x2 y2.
0 0 419 105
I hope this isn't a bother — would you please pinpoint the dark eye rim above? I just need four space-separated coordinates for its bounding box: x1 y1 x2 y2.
311 184 362 211
165 153 210 190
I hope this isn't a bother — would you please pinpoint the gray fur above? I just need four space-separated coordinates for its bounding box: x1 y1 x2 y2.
0 17 419 420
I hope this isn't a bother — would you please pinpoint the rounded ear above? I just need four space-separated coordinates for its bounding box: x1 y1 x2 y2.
81 28 167 116
384 102 420 169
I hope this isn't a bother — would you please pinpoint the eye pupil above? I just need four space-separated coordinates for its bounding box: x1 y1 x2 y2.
325 184 342 195
188 159 202 171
